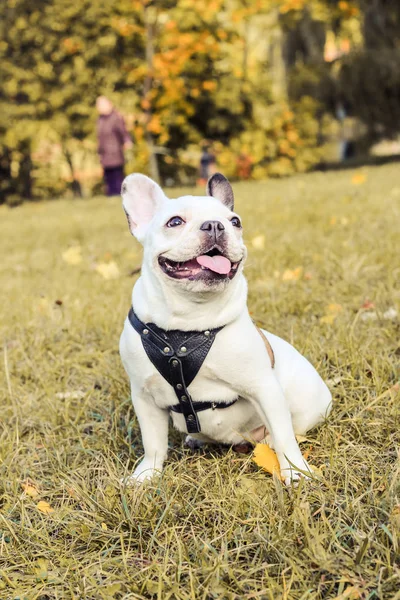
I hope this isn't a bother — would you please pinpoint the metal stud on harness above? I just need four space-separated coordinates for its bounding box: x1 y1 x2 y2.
128 308 274 434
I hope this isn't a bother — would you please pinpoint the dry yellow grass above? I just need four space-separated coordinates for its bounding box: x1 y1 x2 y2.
0 164 399 599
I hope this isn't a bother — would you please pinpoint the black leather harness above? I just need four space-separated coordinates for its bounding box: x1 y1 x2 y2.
128 308 237 433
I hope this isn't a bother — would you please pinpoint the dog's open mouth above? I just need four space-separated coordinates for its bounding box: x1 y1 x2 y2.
158 247 241 281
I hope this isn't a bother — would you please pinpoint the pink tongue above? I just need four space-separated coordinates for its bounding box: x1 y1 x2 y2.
196 255 232 275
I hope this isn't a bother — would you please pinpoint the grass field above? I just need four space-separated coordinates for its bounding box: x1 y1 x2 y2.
0 164 399 600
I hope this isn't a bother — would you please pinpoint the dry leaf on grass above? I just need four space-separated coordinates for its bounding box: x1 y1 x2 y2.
320 303 343 325
282 266 303 281
101 522 108 531
34 558 49 581
253 444 282 478
37 297 51 314
351 173 367 185
309 463 325 477
36 500 54 515
253 443 321 479
251 235 265 250
332 585 363 600
95 261 120 280
361 300 375 310
62 246 82 265
21 481 39 498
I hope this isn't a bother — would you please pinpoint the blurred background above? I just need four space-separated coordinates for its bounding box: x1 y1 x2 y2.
1 0 400 204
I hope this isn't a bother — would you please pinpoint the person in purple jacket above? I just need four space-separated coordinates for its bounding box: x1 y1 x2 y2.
96 96 133 196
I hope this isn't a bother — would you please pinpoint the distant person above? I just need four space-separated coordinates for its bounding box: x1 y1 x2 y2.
336 101 356 162
236 153 252 179
198 143 216 186
96 96 133 196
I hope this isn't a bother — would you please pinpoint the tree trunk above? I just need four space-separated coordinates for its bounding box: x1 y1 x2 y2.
64 145 83 198
143 5 160 183
18 142 33 199
0 147 12 204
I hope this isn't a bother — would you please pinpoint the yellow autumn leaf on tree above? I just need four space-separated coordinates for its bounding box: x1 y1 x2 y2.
36 500 54 515
253 444 282 478
95 261 120 280
62 246 82 265
202 81 217 91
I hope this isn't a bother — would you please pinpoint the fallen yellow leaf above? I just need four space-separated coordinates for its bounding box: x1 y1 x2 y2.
253 444 282 478
36 500 54 515
62 246 82 265
101 522 108 531
251 235 265 250
21 481 39 498
332 584 363 599
95 261 120 280
309 463 324 477
282 266 303 281
351 173 367 185
320 313 336 325
34 558 49 581
320 303 343 325
37 297 51 314
327 303 343 314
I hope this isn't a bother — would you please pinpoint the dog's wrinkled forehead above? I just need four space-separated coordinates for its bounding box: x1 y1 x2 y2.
157 194 235 222
121 172 237 242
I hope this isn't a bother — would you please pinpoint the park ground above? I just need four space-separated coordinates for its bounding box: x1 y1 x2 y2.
0 163 399 599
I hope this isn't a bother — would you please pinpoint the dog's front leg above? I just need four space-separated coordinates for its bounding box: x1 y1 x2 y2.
251 374 310 486
125 393 169 485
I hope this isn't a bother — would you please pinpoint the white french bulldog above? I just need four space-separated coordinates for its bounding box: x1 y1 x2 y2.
119 173 332 486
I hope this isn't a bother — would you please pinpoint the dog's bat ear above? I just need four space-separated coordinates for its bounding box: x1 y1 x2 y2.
206 173 234 211
121 174 166 240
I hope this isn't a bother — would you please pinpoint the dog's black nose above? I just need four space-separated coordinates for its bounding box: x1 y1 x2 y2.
200 220 225 238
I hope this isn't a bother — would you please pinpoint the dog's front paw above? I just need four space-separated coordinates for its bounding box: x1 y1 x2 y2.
279 456 312 487
121 460 161 486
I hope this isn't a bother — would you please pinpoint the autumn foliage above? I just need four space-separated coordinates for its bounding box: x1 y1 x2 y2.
1 0 399 201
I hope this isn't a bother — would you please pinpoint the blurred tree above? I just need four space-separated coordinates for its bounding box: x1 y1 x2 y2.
0 0 141 202
4 0 396 201
119 0 255 183
338 2 400 141
362 0 400 50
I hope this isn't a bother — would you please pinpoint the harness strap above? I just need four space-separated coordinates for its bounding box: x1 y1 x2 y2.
128 308 228 434
170 397 238 414
254 322 275 368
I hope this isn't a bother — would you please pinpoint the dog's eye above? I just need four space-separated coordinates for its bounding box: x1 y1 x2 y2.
231 216 242 228
166 216 185 228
